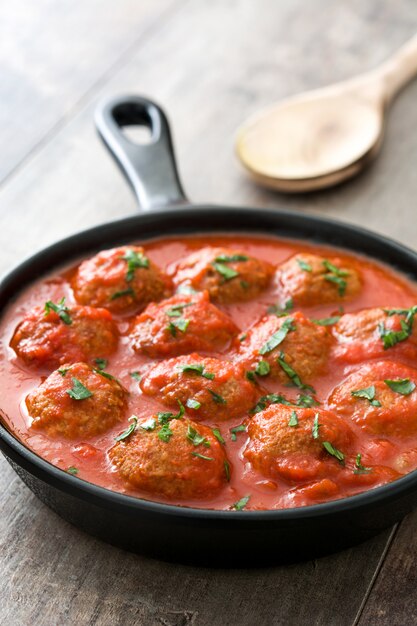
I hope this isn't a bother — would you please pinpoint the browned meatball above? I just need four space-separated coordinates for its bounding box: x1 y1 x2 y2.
244 405 355 483
332 307 417 364
328 360 417 438
140 354 258 421
27 362 127 439
236 311 331 384
172 247 274 303
130 291 238 358
10 301 118 369
109 416 229 499
72 246 172 313
276 252 361 306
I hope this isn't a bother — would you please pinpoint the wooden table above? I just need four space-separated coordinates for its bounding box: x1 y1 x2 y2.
1 2 416 624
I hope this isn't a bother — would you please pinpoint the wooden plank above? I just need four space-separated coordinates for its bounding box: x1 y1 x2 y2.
0 0 178 183
0 1 416 625
356 510 417 626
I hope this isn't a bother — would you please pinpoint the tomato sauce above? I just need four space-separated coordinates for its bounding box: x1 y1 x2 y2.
1 234 417 511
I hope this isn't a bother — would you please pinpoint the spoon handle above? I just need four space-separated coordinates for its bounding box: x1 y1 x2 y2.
375 33 417 103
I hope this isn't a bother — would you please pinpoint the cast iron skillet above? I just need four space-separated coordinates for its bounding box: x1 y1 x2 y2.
1 95 417 566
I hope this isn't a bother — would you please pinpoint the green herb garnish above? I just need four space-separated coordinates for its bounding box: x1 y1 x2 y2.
353 453 372 475
312 316 341 326
186 398 201 410
297 393 320 408
110 288 135 301
214 254 248 263
157 400 185 425
158 423 173 443
378 320 410 349
259 318 295 355
267 298 294 316
384 378 416 396
187 424 210 447
167 318 190 337
122 249 149 281
192 452 214 461
209 390 227 404
94 358 107 370
246 371 257 382
115 416 138 441
276 352 314 391
165 302 194 317
130 371 142 381
179 363 215 379
351 385 381 407
212 428 225 444
322 441 345 465
224 460 231 481
288 410 298 427
66 466 79 475
230 424 247 441
58 367 69 377
322 260 349 296
66 378 93 400
44 297 72 325
297 259 312 272
255 360 271 376
312 413 320 439
212 262 239 281
231 495 250 510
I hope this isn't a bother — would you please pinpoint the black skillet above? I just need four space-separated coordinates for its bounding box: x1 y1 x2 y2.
1 95 417 566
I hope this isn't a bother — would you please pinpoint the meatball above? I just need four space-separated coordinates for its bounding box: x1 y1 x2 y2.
140 354 258 421
244 405 354 483
332 307 417 364
72 246 171 313
172 247 274 303
10 301 118 369
109 416 229 499
27 362 127 439
236 311 331 384
328 360 417 437
130 291 238 358
276 252 361 306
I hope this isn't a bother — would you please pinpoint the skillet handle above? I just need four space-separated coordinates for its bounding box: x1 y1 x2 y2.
95 95 188 211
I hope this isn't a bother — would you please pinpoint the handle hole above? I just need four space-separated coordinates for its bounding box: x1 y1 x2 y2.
121 125 153 145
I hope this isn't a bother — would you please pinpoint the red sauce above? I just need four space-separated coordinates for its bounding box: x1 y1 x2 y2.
1 234 417 511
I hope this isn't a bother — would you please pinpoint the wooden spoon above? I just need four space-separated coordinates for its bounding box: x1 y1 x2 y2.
236 34 417 192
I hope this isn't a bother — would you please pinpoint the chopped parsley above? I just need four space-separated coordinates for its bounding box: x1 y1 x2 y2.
288 410 298 427
167 318 190 337
297 393 320 408
58 367 69 377
250 391 319 414
267 298 294 316
122 249 149 281
130 371 142 381
322 260 349 296
353 453 372 475
165 302 193 317
44 297 72 325
94 358 108 370
231 495 250 510
312 315 341 326
158 423 173 443
297 258 312 272
276 352 315 392
378 320 410 349
187 424 210 447
351 385 381 407
186 398 201 410
246 371 257 383
214 254 248 263
157 401 185 425
230 424 247 441
384 378 416 396
212 428 225 444
224 460 231 481
212 262 239 281
322 441 345 465
192 452 214 461
255 360 271 376
312 413 320 439
110 288 135 301
140 417 156 431
179 363 215 379
209 390 227 404
115 416 138 441
239 333 248 342
259 318 295 355
66 378 93 400
66 466 79 475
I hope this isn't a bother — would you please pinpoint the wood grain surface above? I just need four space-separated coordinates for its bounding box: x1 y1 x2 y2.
0 1 416 624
